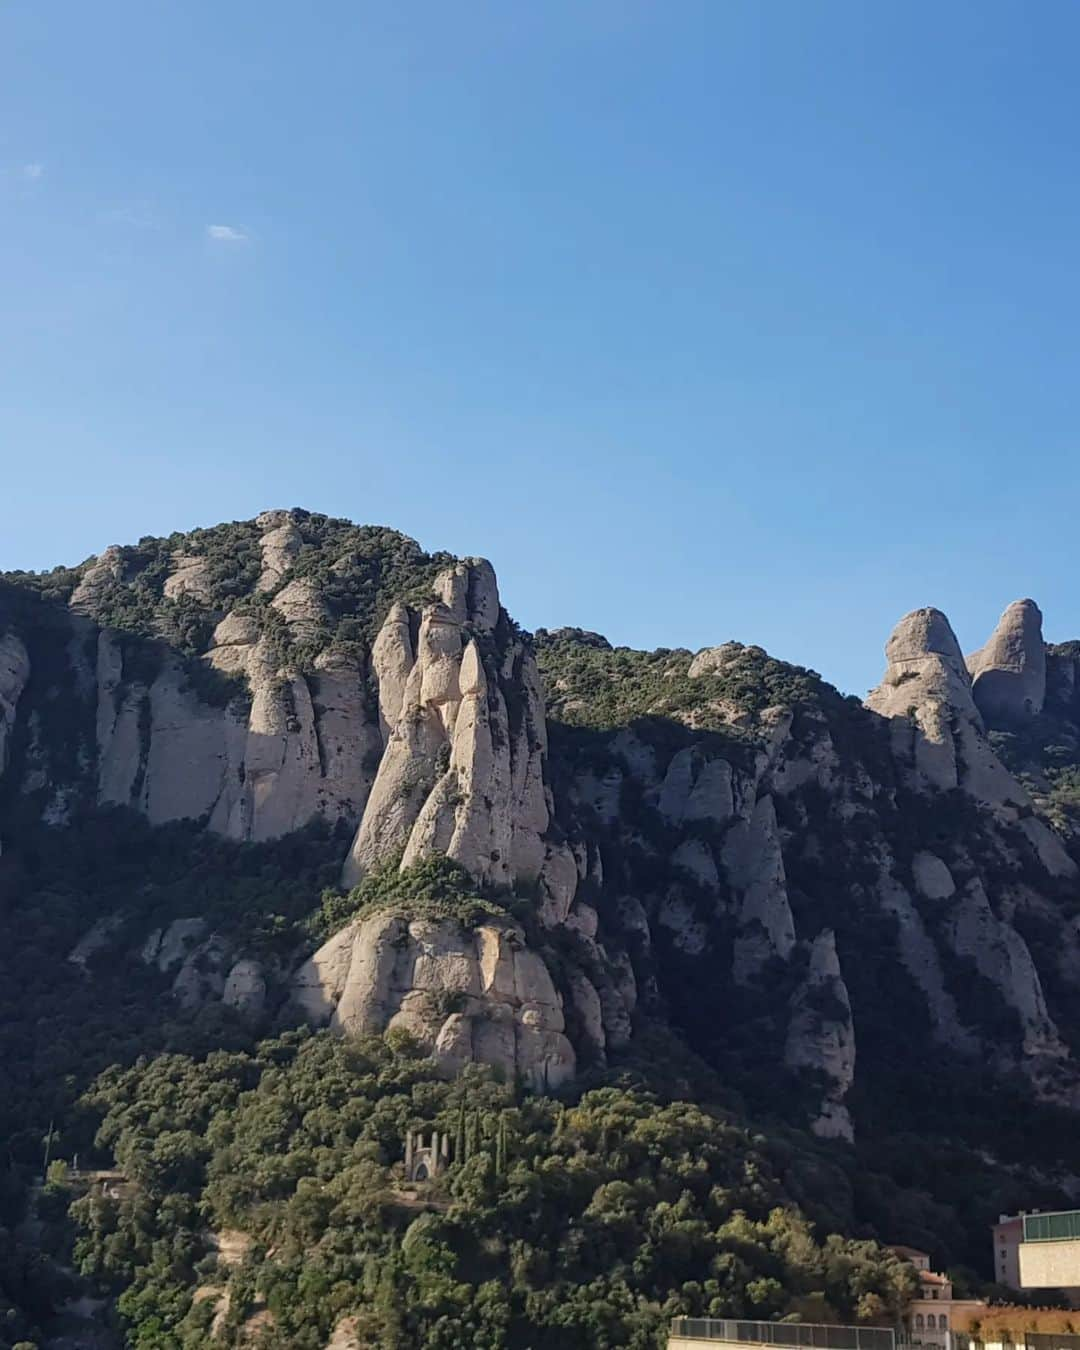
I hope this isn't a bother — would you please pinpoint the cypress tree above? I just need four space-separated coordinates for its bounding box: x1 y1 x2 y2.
454 1097 467 1166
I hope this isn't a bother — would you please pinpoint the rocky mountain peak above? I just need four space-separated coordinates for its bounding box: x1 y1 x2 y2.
865 605 1026 808
967 598 1047 721
6 516 1080 1153
880 606 968 678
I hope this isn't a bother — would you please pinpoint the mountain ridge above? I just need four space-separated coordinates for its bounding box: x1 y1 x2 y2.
4 508 1080 1347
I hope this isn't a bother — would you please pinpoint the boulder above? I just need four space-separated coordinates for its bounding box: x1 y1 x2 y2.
912 851 956 901
223 959 267 1018
172 935 231 1010
142 917 208 972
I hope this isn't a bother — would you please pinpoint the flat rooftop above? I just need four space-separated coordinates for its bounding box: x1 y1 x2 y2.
669 1319 894 1350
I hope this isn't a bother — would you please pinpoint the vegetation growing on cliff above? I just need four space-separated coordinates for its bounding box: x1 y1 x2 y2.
533 629 890 775
69 1032 919 1350
0 512 460 696
313 855 512 941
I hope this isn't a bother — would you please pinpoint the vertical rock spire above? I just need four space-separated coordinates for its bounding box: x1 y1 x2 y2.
967 598 1046 721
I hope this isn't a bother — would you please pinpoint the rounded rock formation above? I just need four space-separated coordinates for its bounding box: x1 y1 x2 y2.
967 599 1047 722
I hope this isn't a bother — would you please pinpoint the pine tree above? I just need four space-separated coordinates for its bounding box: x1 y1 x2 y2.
495 1114 508 1176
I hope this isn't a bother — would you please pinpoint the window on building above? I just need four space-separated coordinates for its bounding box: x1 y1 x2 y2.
927 1315 936 1329
939 1315 948 1329
915 1316 925 1330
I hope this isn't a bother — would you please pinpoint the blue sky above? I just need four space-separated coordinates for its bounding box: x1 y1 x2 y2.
3 1 1080 695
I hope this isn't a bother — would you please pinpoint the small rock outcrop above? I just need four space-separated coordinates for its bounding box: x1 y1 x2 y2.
222 958 267 1018
69 545 124 613
967 599 1047 722
292 913 577 1090
68 914 124 967
912 851 956 901
688 642 743 679
784 930 856 1141
163 553 213 603
255 509 302 592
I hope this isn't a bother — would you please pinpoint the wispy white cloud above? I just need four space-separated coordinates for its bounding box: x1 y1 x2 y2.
206 223 248 243
22 162 44 180
102 201 156 229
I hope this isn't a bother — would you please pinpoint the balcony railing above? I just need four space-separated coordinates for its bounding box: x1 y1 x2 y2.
1022 1211 1080 1244
670 1319 895 1350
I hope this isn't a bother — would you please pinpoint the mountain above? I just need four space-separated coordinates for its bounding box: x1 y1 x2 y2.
2 509 1080 1348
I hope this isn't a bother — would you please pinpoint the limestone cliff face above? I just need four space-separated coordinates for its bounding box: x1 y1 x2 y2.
9 514 1080 1136
784 931 856 1142
292 913 576 1091
59 525 569 886
538 599 1080 1131
92 630 380 842
16 517 610 1080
